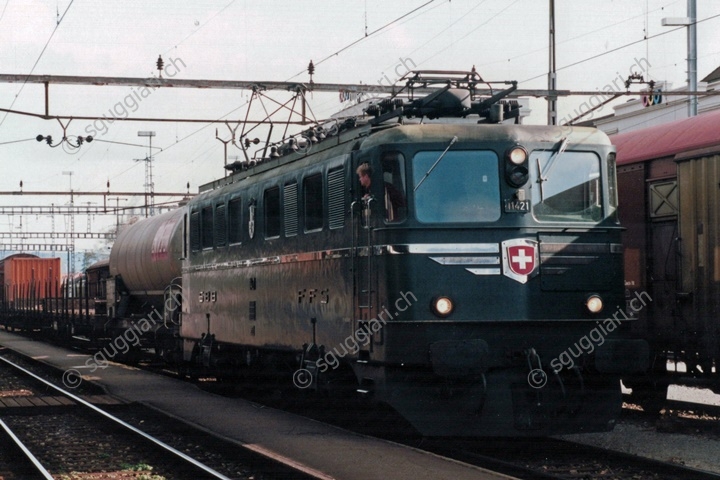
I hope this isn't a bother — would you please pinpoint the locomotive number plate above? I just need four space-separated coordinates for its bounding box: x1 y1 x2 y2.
504 199 530 213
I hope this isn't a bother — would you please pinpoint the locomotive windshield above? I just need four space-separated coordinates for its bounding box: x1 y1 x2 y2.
412 150 500 223
532 151 602 222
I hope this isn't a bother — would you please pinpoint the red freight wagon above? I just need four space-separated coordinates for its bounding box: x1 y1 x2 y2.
613 109 720 410
0 254 62 303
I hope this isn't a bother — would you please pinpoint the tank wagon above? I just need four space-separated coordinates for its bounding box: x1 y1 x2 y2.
107 209 184 353
613 109 720 409
2 71 649 436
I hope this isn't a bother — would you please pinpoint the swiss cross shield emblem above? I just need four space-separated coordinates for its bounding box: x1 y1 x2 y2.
502 239 539 284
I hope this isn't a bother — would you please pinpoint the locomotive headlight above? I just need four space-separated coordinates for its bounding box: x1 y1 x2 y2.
432 296 454 318
585 295 604 314
505 146 529 187
507 146 527 165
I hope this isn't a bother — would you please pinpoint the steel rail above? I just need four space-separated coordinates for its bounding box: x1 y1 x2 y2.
0 355 232 480
0 418 54 480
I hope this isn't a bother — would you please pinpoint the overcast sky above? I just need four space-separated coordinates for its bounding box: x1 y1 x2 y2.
1 0 719 256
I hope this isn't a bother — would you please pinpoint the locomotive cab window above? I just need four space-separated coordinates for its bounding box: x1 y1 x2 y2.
381 152 407 223
412 150 500 223
532 151 602 222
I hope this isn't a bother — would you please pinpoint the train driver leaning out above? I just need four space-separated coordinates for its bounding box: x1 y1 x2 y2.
356 162 406 221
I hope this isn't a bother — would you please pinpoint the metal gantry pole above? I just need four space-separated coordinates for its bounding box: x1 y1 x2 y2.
688 0 697 117
547 0 557 125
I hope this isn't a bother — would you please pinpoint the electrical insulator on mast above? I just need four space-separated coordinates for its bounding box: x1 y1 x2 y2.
157 55 164 78
308 60 315 84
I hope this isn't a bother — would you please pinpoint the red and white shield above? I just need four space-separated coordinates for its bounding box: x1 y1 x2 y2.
502 239 539 284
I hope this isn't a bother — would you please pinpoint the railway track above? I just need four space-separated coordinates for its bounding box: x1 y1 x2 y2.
5 331 720 480
0 348 324 480
423 436 720 480
0 417 54 479
0 357 230 480
0 336 513 480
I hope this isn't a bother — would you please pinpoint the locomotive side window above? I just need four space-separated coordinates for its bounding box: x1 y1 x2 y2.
328 167 345 229
304 173 324 231
381 153 407 223
201 205 214 249
214 203 227 247
190 210 200 252
412 150 500 223
532 151 602 222
284 183 299 237
264 187 281 238
228 197 242 244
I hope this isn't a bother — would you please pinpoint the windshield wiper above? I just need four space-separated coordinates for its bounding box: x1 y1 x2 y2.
413 136 458 192
537 136 569 202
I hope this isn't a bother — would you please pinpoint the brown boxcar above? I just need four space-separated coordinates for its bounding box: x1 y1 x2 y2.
613 109 720 406
0 254 62 303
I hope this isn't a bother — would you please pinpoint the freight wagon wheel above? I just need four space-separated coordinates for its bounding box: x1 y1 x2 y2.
628 377 668 416
175 362 191 380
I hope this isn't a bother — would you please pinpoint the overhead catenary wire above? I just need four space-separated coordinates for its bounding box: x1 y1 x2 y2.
162 0 238 55
417 0 523 67
158 1 442 160
0 0 9 25
0 0 74 132
473 0 682 71
287 0 438 80
0 138 36 146
521 12 720 84
5 3 718 198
